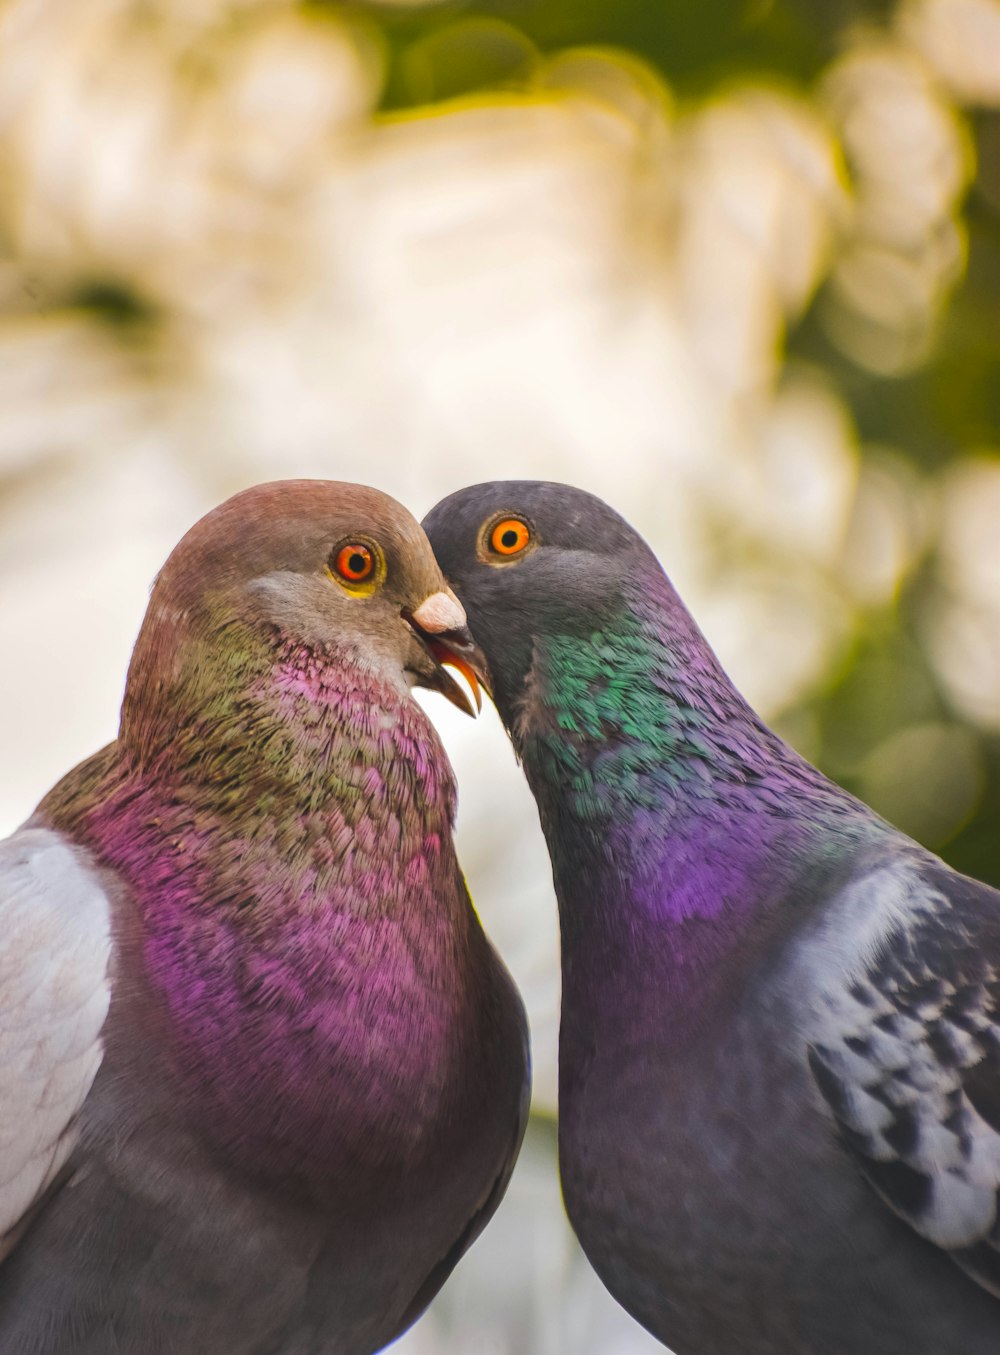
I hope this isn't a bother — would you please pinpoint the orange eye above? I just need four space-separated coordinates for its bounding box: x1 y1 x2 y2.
490 518 531 556
333 543 374 582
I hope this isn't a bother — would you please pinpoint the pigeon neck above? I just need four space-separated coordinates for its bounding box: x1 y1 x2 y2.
62 631 458 924
121 624 453 833
513 571 857 953
42 638 480 1197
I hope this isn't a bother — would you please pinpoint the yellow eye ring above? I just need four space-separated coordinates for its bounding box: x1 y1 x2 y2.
489 518 531 557
327 538 385 595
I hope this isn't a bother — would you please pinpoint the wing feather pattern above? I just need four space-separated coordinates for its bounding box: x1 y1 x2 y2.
0 827 112 1259
804 854 1000 1298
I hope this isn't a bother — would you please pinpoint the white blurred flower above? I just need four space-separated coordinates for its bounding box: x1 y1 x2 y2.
0 2 379 308
0 313 159 474
675 86 844 395
839 447 934 604
822 41 973 373
901 0 1000 106
0 440 208 829
926 456 1000 728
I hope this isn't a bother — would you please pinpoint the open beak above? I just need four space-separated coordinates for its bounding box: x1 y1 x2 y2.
405 591 492 718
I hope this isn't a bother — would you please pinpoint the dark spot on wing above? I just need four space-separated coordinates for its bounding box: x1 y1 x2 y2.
963 1061 1000 1136
863 1158 933 1219
927 1023 965 1067
850 981 878 1007
943 1099 969 1140
883 1104 920 1156
809 855 1000 1298
807 1046 851 1120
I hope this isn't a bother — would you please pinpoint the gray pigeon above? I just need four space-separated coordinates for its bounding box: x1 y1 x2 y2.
0 480 529 1354
423 479 1000 1355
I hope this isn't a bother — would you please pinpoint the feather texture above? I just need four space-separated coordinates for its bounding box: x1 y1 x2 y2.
800 855 1000 1287
0 829 111 1259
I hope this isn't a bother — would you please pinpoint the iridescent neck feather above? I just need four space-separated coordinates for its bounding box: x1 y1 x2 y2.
510 566 872 946
50 625 457 921
40 627 466 1188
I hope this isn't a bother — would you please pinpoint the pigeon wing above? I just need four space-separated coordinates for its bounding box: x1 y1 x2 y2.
804 854 1000 1299
0 826 113 1260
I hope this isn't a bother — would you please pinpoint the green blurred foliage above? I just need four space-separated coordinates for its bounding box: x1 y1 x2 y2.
349 0 866 104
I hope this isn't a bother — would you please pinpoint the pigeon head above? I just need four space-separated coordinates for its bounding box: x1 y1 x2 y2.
422 480 662 718
122 480 487 749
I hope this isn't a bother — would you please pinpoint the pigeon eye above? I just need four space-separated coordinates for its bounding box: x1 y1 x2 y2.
489 518 531 557
335 545 373 581
329 540 383 593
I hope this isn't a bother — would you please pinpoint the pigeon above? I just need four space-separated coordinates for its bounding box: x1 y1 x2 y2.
423 479 1000 1355
0 479 529 1355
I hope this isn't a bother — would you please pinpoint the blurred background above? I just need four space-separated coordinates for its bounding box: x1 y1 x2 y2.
1 0 999 1349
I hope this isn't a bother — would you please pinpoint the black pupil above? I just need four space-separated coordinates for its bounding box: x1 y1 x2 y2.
501 529 519 549
348 551 367 575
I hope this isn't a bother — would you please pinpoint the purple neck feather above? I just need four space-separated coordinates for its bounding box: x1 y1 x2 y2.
511 564 876 1011
48 636 474 1199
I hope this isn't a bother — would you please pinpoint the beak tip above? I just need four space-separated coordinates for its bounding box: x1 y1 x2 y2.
444 653 485 716
405 597 491 716
440 667 479 718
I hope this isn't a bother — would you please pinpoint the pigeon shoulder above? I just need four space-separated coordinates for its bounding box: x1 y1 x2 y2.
786 842 1000 1299
0 821 115 1260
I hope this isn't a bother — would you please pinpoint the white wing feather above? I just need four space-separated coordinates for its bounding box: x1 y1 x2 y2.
799 852 1000 1295
0 827 112 1258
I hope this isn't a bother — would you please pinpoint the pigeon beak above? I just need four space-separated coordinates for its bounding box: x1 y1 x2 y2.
405 591 492 718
